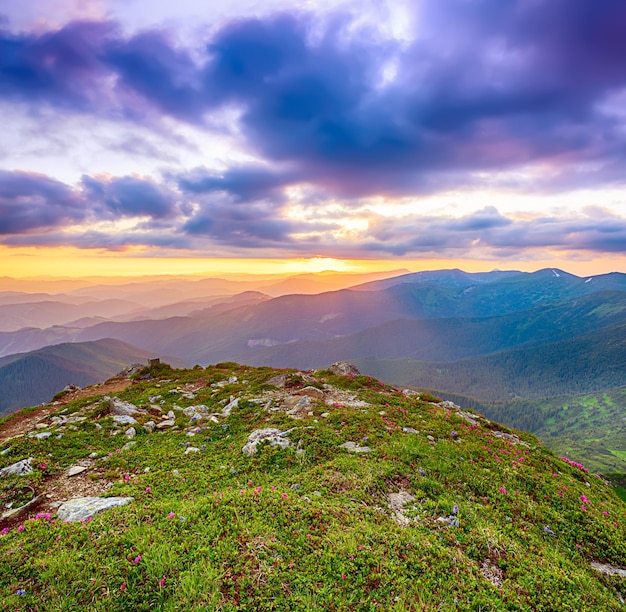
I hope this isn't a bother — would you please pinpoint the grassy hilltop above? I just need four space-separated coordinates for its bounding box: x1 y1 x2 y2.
0 361 625 611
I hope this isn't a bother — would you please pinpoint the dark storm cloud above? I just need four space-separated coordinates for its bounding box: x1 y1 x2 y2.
176 165 299 203
363 209 626 256
0 170 85 233
82 175 180 219
3 2 626 197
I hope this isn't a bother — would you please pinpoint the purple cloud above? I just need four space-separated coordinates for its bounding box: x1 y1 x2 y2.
82 175 180 219
0 170 85 234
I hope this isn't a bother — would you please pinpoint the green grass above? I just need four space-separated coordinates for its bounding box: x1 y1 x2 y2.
1 363 625 610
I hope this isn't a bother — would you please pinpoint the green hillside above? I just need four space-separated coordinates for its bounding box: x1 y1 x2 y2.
0 339 152 415
0 362 625 610
354 323 626 401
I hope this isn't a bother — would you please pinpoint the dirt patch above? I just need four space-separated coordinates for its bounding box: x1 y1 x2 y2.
0 378 134 443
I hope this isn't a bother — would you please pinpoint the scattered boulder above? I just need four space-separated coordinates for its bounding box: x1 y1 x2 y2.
388 490 416 527
0 458 33 477
299 386 324 400
491 431 530 447
242 428 292 456
222 397 239 417
591 562 626 577
156 420 175 430
57 496 133 522
107 397 144 416
125 427 136 439
185 447 200 455
340 441 372 453
66 465 88 477
266 374 287 388
329 362 360 377
112 415 137 425
33 432 52 440
402 427 419 434
143 421 156 433
456 411 479 426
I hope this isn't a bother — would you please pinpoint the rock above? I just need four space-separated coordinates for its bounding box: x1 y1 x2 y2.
402 389 419 397
0 447 12 456
222 397 239 417
340 441 372 453
113 415 138 425
182 405 210 418
33 432 52 440
107 397 144 416
89 452 98 459
125 427 136 439
184 446 200 455
182 392 196 400
156 420 175 429
427 435 435 442
590 562 626 577
0 458 33 477
321 412 330 418
242 428 292 456
402 427 419 434
116 363 144 378
122 441 137 451
57 496 133 523
35 423 49 429
456 411 479 426
66 465 88 477
266 374 287 388
329 362 360 377
143 421 156 433
166 410 175 419
388 490 416 527
299 386 324 400
491 431 530 447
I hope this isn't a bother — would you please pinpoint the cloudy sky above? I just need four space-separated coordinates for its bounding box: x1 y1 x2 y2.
2 0 626 277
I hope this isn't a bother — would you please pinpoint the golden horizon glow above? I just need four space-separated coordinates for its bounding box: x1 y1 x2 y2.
2 245 626 280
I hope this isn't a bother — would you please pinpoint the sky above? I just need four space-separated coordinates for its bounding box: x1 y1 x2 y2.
1 0 626 277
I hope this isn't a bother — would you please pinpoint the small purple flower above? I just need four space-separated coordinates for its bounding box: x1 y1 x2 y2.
543 526 555 536
453 505 459 515
17 589 26 595
419 467 426 476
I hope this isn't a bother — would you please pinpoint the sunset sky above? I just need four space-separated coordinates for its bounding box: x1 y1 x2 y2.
2 0 626 277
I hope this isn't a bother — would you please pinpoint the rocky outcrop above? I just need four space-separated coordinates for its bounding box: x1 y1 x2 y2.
57 496 133 522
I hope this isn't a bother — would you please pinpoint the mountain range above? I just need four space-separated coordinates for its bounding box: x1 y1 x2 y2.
1 267 625 476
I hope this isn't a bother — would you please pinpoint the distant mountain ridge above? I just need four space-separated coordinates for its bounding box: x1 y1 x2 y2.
0 339 152 416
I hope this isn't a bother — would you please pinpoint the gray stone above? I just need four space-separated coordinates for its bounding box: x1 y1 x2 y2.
67 465 88 477
113 415 138 425
591 562 626 577
402 427 419 434
89 452 98 459
182 405 210 418
388 490 416 527
125 427 136 439
0 458 33 477
57 496 133 522
222 397 239 417
33 432 52 439
299 386 324 400
321 412 330 418
184 446 200 455
329 362 360 377
166 410 175 419
122 441 137 451
143 421 156 433
402 389 419 397
0 447 12 456
107 397 144 416
340 441 372 453
266 374 287 388
242 428 292 456
156 420 175 429
456 411 479 426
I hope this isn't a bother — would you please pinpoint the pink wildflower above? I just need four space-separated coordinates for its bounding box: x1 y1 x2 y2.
17 525 24 532
134 555 142 564
281 492 288 499
120 582 126 592
499 487 507 495
159 576 166 587
145 487 151 493
168 512 175 519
